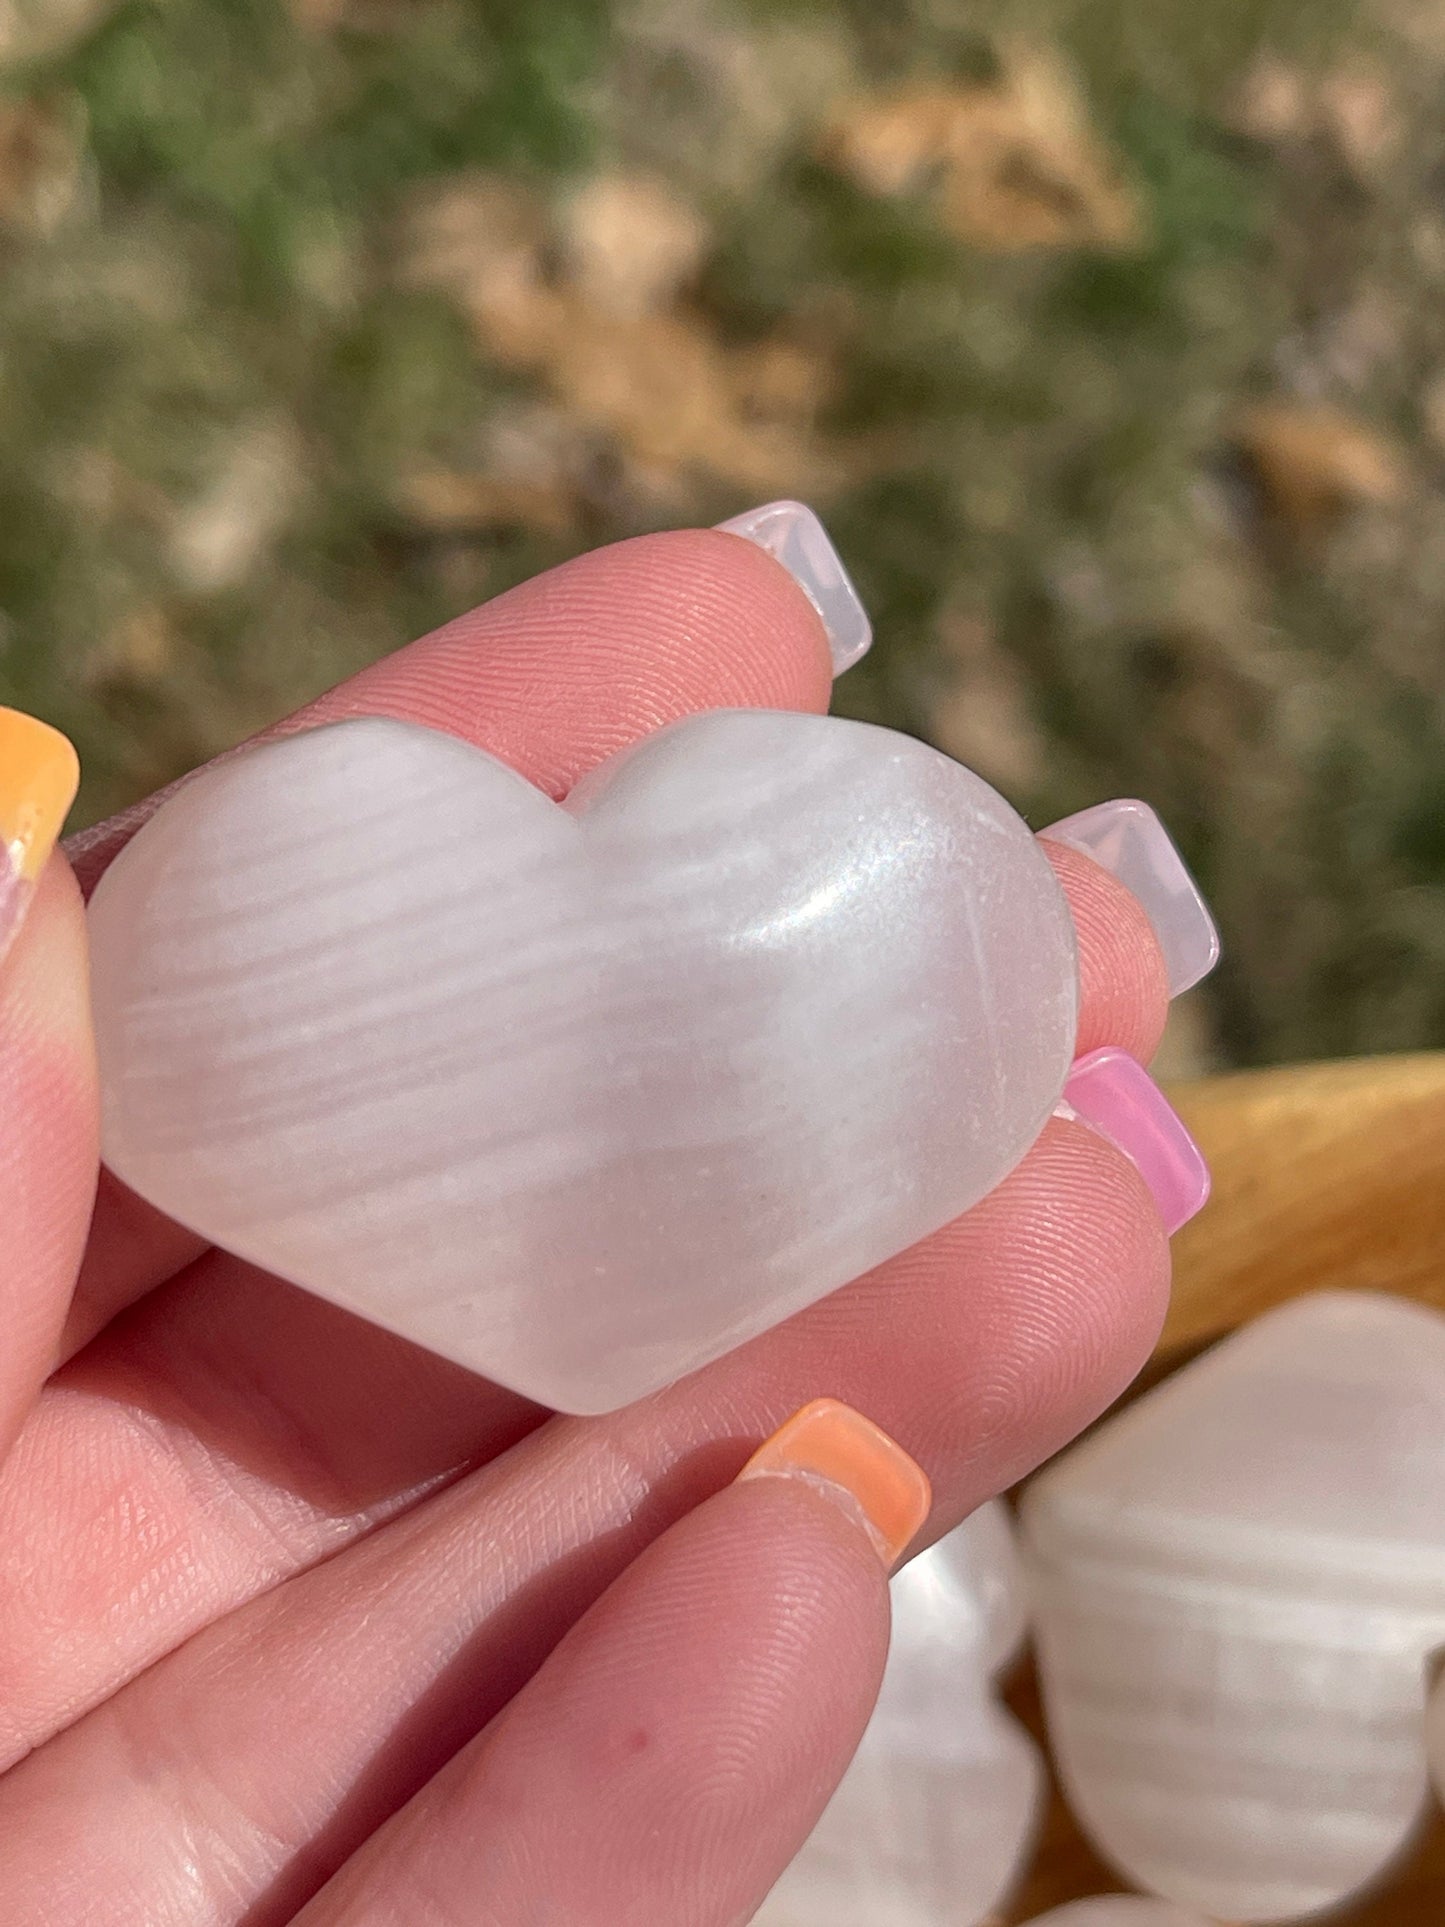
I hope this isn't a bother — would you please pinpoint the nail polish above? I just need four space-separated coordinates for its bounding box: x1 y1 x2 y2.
1060 1045 1210 1233
1041 798 1220 996
736 1397 932 1568
0 708 80 964
715 500 873 676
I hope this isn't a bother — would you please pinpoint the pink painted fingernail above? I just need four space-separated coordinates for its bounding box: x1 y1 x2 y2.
1060 1045 1211 1233
1041 798 1220 996
715 500 872 676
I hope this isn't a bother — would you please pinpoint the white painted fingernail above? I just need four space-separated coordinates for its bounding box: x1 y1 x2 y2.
1041 798 1220 996
716 500 872 676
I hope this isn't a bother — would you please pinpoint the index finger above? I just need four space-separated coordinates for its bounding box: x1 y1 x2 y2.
0 709 95 1453
62 519 839 1353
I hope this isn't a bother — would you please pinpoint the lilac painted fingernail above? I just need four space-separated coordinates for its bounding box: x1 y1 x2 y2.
715 500 872 676
1060 1045 1211 1234
1041 798 1220 996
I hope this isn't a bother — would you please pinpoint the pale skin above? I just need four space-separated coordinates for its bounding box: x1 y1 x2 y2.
0 530 1172 1925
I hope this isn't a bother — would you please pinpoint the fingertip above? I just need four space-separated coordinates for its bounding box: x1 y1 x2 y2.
6 851 95 1064
298 1412 894 1927
674 526 838 701
1028 1114 1174 1407
298 526 837 800
1043 841 1172 1064
849 1118 1172 1498
713 500 872 675
0 848 98 1451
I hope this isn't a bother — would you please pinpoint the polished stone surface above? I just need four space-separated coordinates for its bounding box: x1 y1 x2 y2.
1023 1291 1445 1923
88 710 1077 1412
757 1501 1043 1927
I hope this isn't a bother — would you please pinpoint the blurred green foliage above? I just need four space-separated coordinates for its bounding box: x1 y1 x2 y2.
1 0 1442 1066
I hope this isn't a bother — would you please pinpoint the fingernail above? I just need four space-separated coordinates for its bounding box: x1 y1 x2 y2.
715 500 872 676
0 708 80 964
736 1397 932 1568
1060 1045 1211 1234
1040 798 1220 996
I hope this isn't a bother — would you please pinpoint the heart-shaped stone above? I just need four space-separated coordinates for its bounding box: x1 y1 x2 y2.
1022 1291 1445 1923
87 710 1077 1412
757 1501 1043 1927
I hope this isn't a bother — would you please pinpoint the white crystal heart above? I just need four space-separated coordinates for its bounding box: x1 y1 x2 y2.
1022 1291 1445 1923
756 1501 1043 1927
87 710 1077 1413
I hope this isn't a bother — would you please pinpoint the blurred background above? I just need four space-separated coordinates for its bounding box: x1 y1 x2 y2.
2 0 1442 1072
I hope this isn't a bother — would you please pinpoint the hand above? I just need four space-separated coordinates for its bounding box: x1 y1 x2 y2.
0 528 1171 1924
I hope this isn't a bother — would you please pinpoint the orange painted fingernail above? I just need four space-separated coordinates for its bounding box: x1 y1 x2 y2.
0 708 79 964
736 1398 932 1569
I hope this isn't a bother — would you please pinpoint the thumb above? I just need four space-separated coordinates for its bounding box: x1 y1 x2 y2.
0 710 96 1456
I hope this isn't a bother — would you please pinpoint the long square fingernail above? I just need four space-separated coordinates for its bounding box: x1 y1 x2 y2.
1041 798 1220 996
716 501 872 676
737 1397 932 1568
0 707 80 964
1061 1046 1211 1234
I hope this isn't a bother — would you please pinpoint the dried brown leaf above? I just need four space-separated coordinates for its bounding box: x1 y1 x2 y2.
541 300 833 496
396 470 576 537
822 46 1143 253
288 0 347 26
822 86 962 198
1233 55 1313 144
1318 66 1398 174
559 173 709 320
730 337 836 427
288 0 429 30
401 173 548 319
0 0 115 67
0 95 86 237
927 610 1047 794
1233 401 1408 540
1234 55 1399 178
404 172 836 498
168 421 308 594
84 602 180 686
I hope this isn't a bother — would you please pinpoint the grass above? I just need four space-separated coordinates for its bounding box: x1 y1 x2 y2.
1 0 1442 1066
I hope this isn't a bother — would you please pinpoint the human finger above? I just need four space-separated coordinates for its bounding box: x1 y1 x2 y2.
0 713 94 1457
296 1402 923 1927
